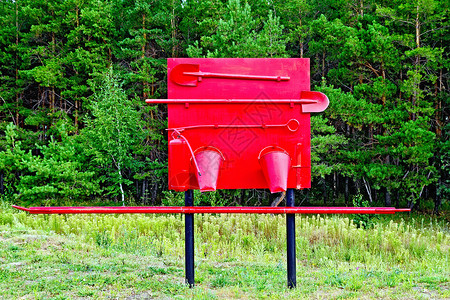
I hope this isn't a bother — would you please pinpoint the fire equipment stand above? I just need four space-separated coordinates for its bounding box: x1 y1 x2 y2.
185 190 195 287
286 189 296 288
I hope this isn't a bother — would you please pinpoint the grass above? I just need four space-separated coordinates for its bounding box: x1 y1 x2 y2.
0 201 449 299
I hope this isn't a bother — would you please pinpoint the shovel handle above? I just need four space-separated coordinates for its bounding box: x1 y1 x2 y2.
183 71 290 82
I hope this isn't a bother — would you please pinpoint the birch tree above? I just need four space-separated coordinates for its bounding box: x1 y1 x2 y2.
82 68 146 205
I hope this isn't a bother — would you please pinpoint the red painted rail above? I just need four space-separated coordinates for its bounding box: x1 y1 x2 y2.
145 99 318 104
12 205 410 215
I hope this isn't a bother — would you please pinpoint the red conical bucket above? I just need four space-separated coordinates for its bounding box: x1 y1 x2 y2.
194 149 224 192
259 147 291 193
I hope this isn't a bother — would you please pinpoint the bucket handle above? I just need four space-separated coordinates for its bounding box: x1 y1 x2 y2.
193 146 226 161
258 146 290 161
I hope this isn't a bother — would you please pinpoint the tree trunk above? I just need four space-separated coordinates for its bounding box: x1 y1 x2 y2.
0 172 4 195
415 5 420 61
118 164 125 206
344 176 349 205
408 199 414 210
75 99 79 131
299 41 303 58
410 3 421 120
332 172 337 205
51 86 55 113
433 178 441 215
142 177 148 205
74 6 80 132
354 179 362 198
15 1 19 126
322 51 325 78
322 178 327 205
363 177 373 202
385 188 391 206
142 13 148 99
271 191 286 207
415 194 421 211
298 9 303 58
239 189 245 205
360 0 364 17
171 0 177 57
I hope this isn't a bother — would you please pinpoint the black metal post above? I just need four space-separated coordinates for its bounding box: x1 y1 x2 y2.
185 190 195 288
286 188 296 288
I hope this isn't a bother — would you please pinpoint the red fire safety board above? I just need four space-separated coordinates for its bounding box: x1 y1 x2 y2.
146 58 329 193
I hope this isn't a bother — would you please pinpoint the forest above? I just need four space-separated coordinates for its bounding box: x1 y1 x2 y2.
0 0 448 214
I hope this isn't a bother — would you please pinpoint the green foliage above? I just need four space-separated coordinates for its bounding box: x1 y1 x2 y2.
0 0 448 211
17 136 100 204
161 190 233 207
81 68 147 204
311 114 347 178
161 190 185 206
0 124 33 196
0 122 100 204
351 194 378 228
187 0 287 58
436 106 449 209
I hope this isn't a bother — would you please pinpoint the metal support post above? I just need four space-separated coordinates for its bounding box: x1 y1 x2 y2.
185 190 195 288
286 189 296 288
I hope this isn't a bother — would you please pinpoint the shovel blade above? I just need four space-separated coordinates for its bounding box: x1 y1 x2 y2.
300 91 329 113
170 64 200 87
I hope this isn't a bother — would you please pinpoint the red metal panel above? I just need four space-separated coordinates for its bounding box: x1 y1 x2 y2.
12 205 411 215
157 58 323 192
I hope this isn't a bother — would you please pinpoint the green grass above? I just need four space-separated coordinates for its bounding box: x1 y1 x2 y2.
0 202 448 299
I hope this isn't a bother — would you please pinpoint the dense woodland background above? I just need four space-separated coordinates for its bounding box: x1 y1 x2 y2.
0 0 448 214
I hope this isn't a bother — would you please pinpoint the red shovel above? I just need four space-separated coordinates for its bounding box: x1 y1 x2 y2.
170 64 290 87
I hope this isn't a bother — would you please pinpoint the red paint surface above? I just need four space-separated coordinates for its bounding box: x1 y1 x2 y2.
147 58 329 192
12 205 410 215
